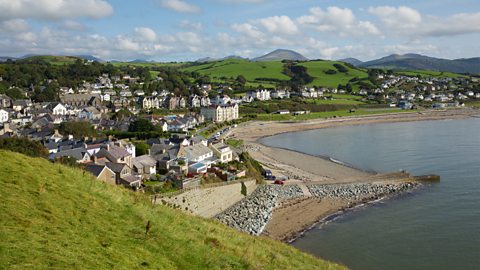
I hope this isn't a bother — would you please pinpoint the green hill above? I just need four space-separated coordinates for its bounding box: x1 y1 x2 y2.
0 150 344 270
298 61 369 88
182 59 371 89
182 59 290 87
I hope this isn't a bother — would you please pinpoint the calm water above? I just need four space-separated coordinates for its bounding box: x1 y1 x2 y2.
260 118 480 270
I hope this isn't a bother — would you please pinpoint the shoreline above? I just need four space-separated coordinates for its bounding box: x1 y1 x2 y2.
227 109 474 242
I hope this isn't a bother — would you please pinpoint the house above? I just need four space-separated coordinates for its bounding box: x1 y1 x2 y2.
200 104 239 122
178 143 214 164
0 109 9 123
105 162 142 189
271 89 290 99
167 96 178 110
119 90 132 97
78 107 102 120
188 162 208 174
84 164 116 185
141 96 160 110
134 90 145 96
13 99 32 112
133 155 157 179
189 95 201 108
209 142 233 163
168 119 187 132
179 97 187 108
94 143 133 166
0 95 12 108
247 90 271 101
50 103 68 115
61 94 101 107
214 95 231 105
52 147 91 163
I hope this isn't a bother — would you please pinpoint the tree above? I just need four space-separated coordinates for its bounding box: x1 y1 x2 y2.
135 142 150 156
0 137 48 158
5 88 24 100
129 119 155 132
59 121 97 139
236 75 246 86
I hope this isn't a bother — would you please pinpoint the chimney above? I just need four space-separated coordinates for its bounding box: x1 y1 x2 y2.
93 155 98 164
147 149 151 156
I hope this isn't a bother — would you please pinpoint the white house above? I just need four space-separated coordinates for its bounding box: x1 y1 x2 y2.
0 109 8 123
247 89 271 101
52 103 67 115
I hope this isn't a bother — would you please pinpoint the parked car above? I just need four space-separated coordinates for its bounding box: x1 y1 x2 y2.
273 180 284 185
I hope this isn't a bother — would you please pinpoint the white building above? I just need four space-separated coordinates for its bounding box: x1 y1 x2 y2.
201 104 239 123
0 109 8 123
246 89 271 101
52 103 67 115
141 96 160 110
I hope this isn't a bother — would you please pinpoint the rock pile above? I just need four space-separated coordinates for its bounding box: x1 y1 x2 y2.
215 184 304 235
307 182 420 200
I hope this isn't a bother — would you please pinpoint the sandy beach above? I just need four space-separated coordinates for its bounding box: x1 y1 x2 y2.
227 108 475 242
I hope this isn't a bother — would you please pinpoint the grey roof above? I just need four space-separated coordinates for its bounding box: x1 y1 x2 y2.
133 155 156 168
85 164 107 177
182 144 212 159
105 162 127 173
53 147 88 160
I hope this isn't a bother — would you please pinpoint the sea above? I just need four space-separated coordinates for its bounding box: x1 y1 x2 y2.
259 117 480 270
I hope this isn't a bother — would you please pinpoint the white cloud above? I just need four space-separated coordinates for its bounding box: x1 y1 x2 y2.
422 12 480 37
116 36 141 51
179 20 203 31
259 16 298 35
232 23 264 39
135 27 157 42
62 20 86 31
298 6 380 36
0 0 113 20
368 6 422 31
160 0 200 13
221 0 265 3
0 19 29 32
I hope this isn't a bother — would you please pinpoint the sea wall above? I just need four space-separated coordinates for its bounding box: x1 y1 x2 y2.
215 185 304 235
216 182 420 235
307 182 420 200
157 179 258 218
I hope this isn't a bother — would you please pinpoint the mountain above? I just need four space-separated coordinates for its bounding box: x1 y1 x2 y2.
338 58 363 66
0 56 17 62
360 53 480 74
253 49 308 62
76 55 104 62
0 150 342 269
196 55 247 63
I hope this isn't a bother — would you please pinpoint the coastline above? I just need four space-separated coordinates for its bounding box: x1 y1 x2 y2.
227 108 475 242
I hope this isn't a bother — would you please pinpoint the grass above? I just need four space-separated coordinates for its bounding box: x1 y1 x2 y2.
299 61 369 89
396 70 468 78
0 150 344 269
181 59 290 87
226 139 244 149
465 101 480 108
252 109 408 121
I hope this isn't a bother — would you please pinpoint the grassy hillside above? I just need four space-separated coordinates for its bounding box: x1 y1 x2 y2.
20 55 81 65
0 150 344 270
299 61 369 88
182 59 290 87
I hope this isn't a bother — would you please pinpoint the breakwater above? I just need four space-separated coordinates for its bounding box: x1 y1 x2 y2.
215 181 420 235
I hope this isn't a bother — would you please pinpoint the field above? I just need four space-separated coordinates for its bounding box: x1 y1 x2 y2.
0 150 343 269
181 59 290 87
299 61 369 89
396 70 468 78
20 55 80 65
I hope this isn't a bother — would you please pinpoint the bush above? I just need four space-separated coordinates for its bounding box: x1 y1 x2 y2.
0 137 48 158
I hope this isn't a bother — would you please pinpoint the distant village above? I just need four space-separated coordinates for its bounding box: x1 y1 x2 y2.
0 70 478 192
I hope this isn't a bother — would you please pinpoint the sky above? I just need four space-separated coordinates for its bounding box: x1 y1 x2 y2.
0 0 479 61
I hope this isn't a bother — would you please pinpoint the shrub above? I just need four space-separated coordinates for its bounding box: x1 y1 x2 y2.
0 137 48 158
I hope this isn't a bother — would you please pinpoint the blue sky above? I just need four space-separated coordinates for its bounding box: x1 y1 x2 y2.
0 0 479 61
